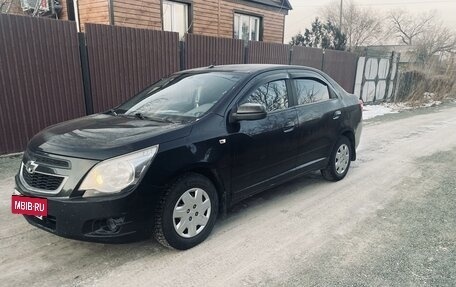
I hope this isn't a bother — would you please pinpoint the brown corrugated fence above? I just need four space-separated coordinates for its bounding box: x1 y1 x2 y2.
323 49 358 93
0 14 86 155
290 46 323 70
247 41 290 64
184 34 244 69
85 24 180 113
0 14 359 155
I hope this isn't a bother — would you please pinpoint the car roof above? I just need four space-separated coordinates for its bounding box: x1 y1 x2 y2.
179 64 322 75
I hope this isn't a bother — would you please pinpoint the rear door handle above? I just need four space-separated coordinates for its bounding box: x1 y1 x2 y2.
333 110 342 120
283 122 295 133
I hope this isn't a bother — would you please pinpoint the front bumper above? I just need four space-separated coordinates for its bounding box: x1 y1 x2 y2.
17 189 153 243
15 149 159 243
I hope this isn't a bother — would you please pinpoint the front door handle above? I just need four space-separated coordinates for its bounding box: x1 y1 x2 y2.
333 110 342 120
283 122 295 133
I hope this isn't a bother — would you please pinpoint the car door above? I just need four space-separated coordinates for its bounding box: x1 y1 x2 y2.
289 71 343 172
229 73 299 200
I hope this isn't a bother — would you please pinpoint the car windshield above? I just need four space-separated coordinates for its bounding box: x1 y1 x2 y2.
115 72 244 122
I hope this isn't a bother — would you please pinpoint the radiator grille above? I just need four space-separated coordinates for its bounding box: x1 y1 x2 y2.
21 166 64 191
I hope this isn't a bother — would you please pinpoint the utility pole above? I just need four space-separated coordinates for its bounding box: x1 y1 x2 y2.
339 0 343 33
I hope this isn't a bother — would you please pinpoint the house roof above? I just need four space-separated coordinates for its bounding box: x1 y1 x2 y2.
246 0 293 10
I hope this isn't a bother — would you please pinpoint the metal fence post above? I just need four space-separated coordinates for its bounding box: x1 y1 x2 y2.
392 53 402 102
288 46 293 65
179 40 186 71
243 40 249 64
321 49 326 71
78 32 93 115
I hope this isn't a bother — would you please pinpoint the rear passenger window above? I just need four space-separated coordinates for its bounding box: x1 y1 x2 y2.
294 79 330 105
241 80 288 112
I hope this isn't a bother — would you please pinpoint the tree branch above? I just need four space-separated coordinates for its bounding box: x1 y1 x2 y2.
0 0 8 13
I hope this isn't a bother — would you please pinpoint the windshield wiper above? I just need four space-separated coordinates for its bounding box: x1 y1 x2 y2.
133 112 175 124
107 109 118 116
146 115 175 124
134 112 146 120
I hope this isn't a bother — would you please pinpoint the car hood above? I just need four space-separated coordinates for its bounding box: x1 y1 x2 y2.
28 114 192 160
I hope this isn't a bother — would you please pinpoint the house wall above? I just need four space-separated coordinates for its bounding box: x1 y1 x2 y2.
76 0 286 42
78 0 109 30
59 0 69 20
113 0 161 30
192 0 286 43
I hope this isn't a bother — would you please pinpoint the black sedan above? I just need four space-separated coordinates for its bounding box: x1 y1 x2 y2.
13 64 363 250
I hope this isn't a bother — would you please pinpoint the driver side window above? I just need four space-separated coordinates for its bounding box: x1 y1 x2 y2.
241 80 288 113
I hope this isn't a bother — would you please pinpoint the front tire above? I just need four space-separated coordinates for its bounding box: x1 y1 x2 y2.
154 173 219 250
321 136 352 181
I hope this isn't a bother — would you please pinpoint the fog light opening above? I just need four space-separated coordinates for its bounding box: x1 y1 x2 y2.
105 217 125 233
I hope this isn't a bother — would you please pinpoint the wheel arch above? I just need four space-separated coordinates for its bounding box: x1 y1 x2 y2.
169 164 228 216
341 129 357 161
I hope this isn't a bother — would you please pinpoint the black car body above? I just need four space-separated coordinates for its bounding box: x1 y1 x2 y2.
15 65 362 249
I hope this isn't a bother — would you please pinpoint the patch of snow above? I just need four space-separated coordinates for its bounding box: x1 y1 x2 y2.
363 104 398 120
363 99 444 120
420 100 442 108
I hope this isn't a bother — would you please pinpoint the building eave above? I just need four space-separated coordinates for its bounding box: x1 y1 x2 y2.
245 0 293 11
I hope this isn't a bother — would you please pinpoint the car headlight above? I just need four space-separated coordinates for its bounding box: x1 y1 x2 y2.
80 145 159 197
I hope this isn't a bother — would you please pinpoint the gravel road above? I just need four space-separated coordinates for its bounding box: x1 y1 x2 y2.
1 103 455 287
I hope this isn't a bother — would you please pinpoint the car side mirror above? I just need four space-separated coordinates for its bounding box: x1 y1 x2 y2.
230 103 267 123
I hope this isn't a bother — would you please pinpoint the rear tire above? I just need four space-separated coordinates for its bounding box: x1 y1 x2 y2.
321 136 352 181
153 173 218 250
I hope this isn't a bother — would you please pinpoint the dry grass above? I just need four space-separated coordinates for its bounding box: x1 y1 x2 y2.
396 67 455 105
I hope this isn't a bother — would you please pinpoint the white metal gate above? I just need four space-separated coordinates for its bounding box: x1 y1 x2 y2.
354 52 400 103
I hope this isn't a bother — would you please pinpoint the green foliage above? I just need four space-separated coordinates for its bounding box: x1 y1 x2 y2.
290 18 347 51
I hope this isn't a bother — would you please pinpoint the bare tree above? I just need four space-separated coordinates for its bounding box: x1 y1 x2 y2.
388 10 435 45
0 0 13 13
243 82 288 112
321 0 383 51
1 0 27 15
415 23 456 62
388 10 456 63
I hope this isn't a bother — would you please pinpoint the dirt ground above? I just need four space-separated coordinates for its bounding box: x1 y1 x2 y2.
0 103 455 287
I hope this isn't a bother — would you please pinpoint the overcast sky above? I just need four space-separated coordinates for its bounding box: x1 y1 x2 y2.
284 0 456 43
